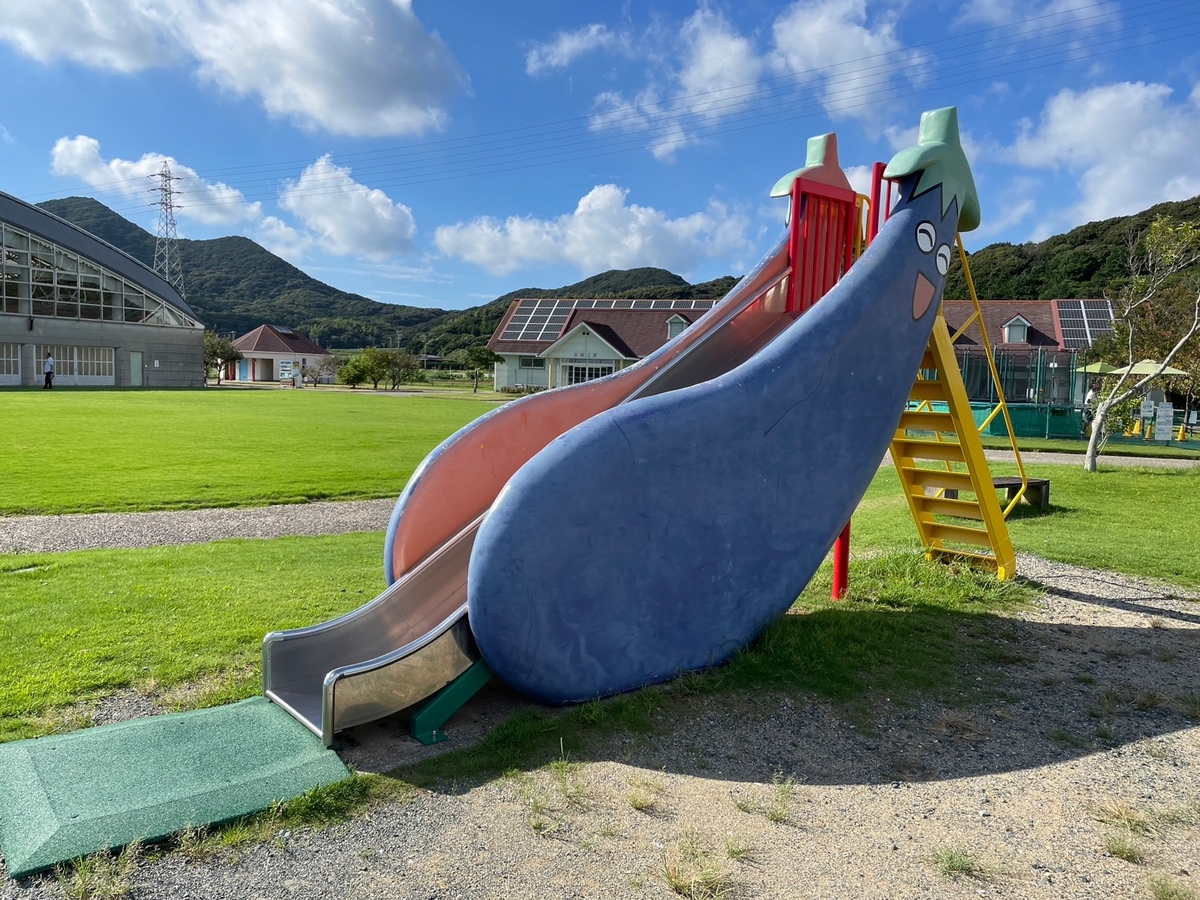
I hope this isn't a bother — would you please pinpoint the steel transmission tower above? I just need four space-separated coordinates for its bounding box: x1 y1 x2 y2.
150 162 186 300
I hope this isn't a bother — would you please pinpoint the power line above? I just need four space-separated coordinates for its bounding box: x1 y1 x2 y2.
39 0 1199 220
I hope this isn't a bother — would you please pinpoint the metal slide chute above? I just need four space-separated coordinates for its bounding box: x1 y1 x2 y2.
263 135 858 746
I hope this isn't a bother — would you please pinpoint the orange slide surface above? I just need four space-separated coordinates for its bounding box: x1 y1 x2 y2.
387 233 793 582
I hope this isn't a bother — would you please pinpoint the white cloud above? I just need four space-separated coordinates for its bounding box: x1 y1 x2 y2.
434 184 750 276
50 135 261 226
526 23 621 74
280 156 417 261
256 216 314 264
586 9 764 160
770 0 924 120
0 125 13 144
957 0 1117 30
0 0 174 72
1012 81 1200 227
0 0 467 137
972 176 1043 240
675 10 763 121
844 164 874 198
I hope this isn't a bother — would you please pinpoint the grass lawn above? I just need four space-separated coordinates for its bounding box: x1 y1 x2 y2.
852 462 1200 587
0 532 381 741
0 390 497 515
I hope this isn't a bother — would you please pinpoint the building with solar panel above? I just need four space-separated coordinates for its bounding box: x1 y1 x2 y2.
940 298 1116 437
487 297 717 390
0 190 203 387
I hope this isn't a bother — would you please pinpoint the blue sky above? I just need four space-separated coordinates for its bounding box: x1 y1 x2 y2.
1 0 1198 311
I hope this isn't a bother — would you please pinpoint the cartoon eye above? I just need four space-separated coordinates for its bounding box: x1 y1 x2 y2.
936 244 952 275
915 222 936 253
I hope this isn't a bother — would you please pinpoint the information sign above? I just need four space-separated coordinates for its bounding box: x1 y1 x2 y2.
1140 398 1156 419
1155 403 1174 441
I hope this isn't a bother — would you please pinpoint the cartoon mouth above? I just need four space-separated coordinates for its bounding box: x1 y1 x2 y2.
912 272 936 319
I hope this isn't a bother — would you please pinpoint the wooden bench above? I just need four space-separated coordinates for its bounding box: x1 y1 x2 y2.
944 477 1050 510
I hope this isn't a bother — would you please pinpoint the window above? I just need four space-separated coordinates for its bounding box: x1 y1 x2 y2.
565 364 613 385
35 345 114 379
0 343 18 376
519 356 545 369
667 315 689 340
1003 317 1030 344
0 222 199 328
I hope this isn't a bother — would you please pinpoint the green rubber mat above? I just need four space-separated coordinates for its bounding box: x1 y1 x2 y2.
0 697 348 878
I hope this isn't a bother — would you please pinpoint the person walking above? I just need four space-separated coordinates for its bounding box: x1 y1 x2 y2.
43 352 54 389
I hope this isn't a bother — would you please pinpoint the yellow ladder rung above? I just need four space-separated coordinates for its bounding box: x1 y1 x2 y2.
928 522 994 548
898 410 955 432
898 467 975 492
893 439 965 463
909 381 948 402
916 497 987 520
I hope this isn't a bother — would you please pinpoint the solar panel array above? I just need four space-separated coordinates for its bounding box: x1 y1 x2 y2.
499 298 716 342
1054 299 1114 349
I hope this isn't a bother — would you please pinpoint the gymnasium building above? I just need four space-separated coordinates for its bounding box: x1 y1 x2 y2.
0 191 204 387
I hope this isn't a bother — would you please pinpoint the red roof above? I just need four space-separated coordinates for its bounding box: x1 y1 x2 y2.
942 300 1063 350
488 298 716 357
233 324 329 356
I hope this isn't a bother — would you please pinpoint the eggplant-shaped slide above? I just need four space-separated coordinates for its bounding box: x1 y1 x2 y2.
468 107 980 703
263 134 858 746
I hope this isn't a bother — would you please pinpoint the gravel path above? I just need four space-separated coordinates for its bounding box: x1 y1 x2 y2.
0 499 396 554
2 450 1194 556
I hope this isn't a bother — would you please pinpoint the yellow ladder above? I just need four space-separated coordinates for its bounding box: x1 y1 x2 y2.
888 237 1020 580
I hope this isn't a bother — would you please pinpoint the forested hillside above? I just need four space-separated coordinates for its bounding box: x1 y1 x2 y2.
945 195 1200 301
38 197 447 346
39 191 1200 353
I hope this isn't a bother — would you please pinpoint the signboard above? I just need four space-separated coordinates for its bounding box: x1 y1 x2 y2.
1140 398 1156 419
1155 403 1174 442
278 360 293 379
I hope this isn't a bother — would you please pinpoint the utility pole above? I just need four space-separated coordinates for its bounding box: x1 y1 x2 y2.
150 162 186 300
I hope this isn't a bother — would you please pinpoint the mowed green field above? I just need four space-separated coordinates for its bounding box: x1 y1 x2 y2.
0 390 498 515
851 462 1200 587
3 389 1198 742
0 533 381 741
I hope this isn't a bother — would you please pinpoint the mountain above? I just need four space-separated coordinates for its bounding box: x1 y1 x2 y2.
47 191 1196 354
38 197 448 347
945 194 1200 301
39 198 735 352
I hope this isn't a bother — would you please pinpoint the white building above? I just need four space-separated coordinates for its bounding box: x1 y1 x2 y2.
228 324 330 383
486 298 715 390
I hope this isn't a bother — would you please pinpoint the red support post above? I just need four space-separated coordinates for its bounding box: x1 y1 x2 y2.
832 521 850 599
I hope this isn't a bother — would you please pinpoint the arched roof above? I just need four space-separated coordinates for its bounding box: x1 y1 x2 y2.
0 190 198 321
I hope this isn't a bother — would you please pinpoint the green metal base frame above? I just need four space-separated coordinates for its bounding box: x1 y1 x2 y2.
409 660 493 746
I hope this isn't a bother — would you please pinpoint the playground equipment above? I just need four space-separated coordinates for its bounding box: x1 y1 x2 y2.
265 106 1008 737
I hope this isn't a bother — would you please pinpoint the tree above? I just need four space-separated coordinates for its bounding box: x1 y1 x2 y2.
1084 217 1200 471
203 331 242 385
302 355 340 387
339 354 369 388
381 349 418 389
355 347 391 389
465 345 503 393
